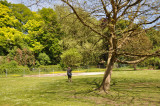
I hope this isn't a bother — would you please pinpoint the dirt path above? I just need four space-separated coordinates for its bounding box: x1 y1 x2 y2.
24 72 104 77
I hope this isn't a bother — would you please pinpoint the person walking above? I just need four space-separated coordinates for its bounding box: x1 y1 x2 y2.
67 67 72 82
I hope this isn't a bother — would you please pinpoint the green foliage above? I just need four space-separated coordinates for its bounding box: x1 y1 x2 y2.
141 57 160 69
0 0 11 7
0 27 26 55
0 2 63 66
38 53 51 65
140 28 160 68
61 48 82 67
38 8 63 64
11 4 33 25
0 3 20 28
23 19 44 33
23 8 62 64
56 6 103 65
38 8 57 26
119 33 152 54
23 19 44 53
0 3 26 56
7 48 35 67
147 28 160 47
0 60 29 74
0 61 30 74
0 60 17 74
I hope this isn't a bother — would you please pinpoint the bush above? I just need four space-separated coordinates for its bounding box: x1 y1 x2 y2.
0 61 30 74
38 53 51 65
61 48 82 67
7 48 36 67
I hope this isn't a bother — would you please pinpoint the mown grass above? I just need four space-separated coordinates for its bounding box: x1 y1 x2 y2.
0 70 160 106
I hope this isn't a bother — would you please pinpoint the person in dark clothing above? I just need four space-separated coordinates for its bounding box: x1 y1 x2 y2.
67 67 72 82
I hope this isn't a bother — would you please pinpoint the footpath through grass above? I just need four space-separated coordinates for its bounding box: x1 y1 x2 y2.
0 70 160 106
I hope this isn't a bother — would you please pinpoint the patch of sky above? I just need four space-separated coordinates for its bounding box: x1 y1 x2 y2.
7 0 62 11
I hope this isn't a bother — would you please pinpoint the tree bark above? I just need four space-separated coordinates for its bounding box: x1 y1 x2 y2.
99 52 116 93
133 64 137 70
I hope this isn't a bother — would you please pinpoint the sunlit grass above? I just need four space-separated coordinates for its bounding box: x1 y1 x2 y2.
0 70 159 105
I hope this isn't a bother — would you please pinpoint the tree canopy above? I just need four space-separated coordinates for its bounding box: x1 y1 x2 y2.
0 1 63 65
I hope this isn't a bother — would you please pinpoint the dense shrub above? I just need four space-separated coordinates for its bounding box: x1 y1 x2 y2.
38 53 51 65
0 60 30 74
7 48 35 67
61 48 82 67
0 56 6 64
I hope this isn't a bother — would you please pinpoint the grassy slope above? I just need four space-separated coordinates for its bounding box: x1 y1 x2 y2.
0 70 160 106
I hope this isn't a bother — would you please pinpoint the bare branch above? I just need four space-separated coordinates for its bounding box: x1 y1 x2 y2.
100 0 110 18
118 0 143 19
110 0 116 19
117 0 130 11
26 0 41 7
140 16 160 25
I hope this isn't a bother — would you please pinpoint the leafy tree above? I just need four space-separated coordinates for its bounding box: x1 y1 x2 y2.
7 48 35 67
23 19 45 53
23 8 63 64
147 28 160 49
38 53 51 65
11 4 33 25
142 28 160 68
61 48 82 67
0 3 27 56
56 6 104 65
0 27 26 55
0 3 20 28
0 0 11 7
0 60 18 74
38 8 63 64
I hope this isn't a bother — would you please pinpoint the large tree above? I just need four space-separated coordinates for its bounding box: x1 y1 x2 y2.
60 0 160 93
29 0 160 93
0 3 26 55
38 8 63 64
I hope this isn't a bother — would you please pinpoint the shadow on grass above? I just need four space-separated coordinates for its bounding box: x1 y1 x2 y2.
37 77 104 98
35 76 160 105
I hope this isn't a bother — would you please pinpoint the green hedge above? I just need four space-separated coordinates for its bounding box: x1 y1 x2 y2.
0 61 30 74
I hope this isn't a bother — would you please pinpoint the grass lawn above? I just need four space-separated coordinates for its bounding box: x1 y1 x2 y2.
0 70 160 106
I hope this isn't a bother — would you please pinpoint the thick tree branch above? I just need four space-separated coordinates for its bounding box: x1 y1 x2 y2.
140 16 160 25
117 50 160 57
116 57 147 64
110 0 117 20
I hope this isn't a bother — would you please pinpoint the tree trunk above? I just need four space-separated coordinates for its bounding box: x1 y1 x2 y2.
98 20 117 93
133 64 137 70
99 52 115 93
